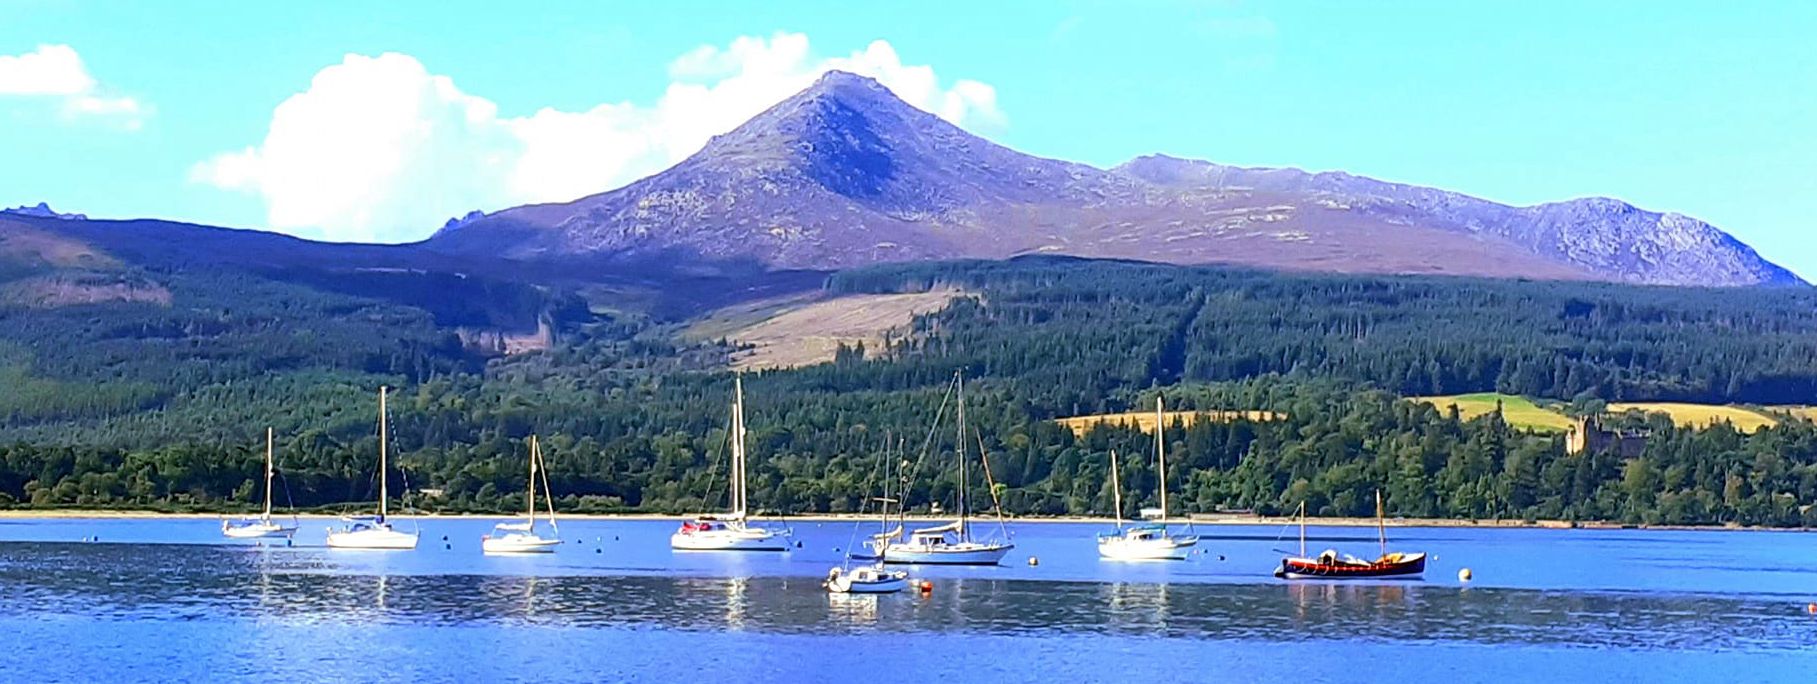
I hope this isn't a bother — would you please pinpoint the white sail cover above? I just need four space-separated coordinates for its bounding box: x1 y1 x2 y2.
911 520 964 536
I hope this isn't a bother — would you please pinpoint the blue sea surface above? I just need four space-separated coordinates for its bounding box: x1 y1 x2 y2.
1 517 1814 683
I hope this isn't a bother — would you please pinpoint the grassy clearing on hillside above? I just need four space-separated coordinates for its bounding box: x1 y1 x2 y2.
1604 402 1779 432
1056 410 1284 437
686 289 968 370
1413 393 1576 432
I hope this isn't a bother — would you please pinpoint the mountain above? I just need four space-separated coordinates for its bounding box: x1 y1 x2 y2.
430 71 1799 287
1115 155 1803 287
2 202 87 221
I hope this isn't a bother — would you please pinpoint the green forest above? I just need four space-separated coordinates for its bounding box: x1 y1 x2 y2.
3 256 1817 526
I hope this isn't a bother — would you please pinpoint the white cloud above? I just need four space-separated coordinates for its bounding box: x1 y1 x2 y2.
0 44 145 128
190 32 1004 244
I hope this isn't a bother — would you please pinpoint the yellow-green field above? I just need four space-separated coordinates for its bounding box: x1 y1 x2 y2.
1604 402 1779 432
1414 393 1576 431
1412 393 1793 434
1056 410 1284 437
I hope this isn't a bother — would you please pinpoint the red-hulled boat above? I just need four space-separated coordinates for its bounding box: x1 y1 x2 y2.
1274 492 1427 580
1276 549 1427 579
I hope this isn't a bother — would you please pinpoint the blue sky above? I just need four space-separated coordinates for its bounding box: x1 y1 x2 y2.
2 1 1814 275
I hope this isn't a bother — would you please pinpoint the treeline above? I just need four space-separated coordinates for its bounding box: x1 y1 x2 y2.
3 377 1815 526
3 258 1817 525
0 269 476 422
833 257 1817 405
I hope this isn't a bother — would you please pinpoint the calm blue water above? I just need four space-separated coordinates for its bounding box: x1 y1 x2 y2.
1 517 1815 683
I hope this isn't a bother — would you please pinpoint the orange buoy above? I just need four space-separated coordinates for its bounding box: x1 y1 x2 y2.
919 580 934 595
1807 602 1816 615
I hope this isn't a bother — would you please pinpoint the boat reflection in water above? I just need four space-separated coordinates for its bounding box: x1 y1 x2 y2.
0 536 1807 657
826 591 883 624
1099 581 1174 631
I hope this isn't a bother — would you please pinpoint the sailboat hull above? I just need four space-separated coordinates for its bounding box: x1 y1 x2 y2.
1276 552 1427 579
482 535 560 554
878 542 1013 565
826 566 910 594
670 528 790 551
326 527 420 550
1097 534 1196 561
223 520 297 539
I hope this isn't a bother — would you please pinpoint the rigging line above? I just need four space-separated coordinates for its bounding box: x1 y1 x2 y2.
537 438 559 534
839 430 890 567
696 396 736 514
275 470 300 522
1267 503 1302 555
899 371 959 522
382 390 421 519
973 424 1012 541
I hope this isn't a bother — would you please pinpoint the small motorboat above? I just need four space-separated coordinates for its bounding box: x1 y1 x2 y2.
1275 492 1425 580
825 563 910 594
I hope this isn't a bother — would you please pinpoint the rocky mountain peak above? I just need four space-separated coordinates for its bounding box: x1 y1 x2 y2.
2 202 87 221
423 76 1802 287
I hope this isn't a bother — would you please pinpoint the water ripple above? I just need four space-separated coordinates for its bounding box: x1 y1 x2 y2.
1 542 1811 652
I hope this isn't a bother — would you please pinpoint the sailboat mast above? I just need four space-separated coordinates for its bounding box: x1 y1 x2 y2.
1376 489 1387 556
1109 449 1123 529
1156 396 1167 528
378 386 388 518
957 372 967 540
1299 501 1307 557
528 435 539 523
733 375 746 518
263 427 275 519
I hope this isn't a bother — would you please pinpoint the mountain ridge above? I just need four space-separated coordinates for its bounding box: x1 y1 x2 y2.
430 70 1800 287
1113 154 1802 286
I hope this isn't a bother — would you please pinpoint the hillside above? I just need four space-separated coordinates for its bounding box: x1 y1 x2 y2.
4 258 1817 526
428 71 1798 287
685 288 968 370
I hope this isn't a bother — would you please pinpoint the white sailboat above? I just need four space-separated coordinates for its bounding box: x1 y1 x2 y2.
827 443 910 594
671 375 791 551
326 386 420 550
1098 396 1199 561
483 434 561 554
872 372 1013 565
222 427 298 539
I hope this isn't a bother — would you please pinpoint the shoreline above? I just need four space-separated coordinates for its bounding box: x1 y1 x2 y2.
0 509 1800 532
